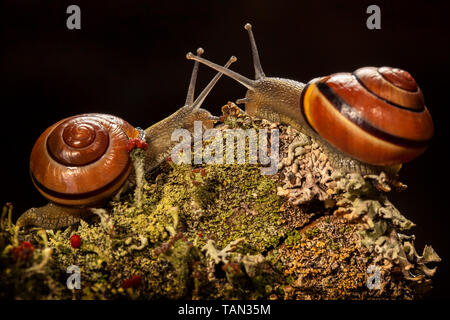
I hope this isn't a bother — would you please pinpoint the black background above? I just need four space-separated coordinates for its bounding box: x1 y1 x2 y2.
1 0 449 299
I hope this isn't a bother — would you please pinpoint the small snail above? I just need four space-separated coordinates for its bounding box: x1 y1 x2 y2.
17 49 237 229
187 24 434 175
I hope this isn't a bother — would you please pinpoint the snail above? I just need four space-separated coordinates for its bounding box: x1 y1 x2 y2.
17 49 237 229
186 24 434 175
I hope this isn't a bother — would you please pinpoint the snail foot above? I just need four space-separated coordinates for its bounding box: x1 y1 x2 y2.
16 202 90 229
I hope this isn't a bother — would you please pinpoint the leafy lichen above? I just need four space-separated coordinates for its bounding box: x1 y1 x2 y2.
0 104 440 300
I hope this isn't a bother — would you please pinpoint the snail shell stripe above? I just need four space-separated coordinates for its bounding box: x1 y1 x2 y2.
300 67 433 166
184 23 434 168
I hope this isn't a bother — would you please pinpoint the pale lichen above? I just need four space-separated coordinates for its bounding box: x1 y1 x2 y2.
0 104 440 300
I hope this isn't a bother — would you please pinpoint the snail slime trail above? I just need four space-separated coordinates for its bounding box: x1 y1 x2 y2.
186 23 433 176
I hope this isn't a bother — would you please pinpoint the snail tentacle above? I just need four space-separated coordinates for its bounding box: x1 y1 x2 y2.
185 47 204 106
143 55 237 172
20 49 234 229
244 23 265 79
189 22 433 173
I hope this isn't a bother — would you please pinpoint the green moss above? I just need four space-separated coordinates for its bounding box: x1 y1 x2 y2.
285 230 302 248
303 227 320 239
0 111 438 300
185 163 286 253
327 239 340 251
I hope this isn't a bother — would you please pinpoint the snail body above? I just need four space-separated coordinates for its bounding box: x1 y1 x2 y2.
186 24 433 174
18 50 236 229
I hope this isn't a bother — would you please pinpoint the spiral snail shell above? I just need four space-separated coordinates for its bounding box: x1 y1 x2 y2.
300 67 433 165
30 113 140 207
187 23 434 173
18 48 236 229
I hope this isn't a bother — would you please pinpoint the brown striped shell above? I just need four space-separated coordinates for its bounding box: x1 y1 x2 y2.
30 113 140 206
300 67 434 166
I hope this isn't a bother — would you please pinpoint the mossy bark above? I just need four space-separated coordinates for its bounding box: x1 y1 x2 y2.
0 104 440 299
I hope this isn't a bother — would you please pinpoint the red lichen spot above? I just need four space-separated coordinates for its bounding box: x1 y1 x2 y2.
198 233 203 238
192 168 201 173
70 234 81 248
12 241 34 262
122 274 142 289
200 168 207 177
135 139 148 151
127 138 148 152
126 139 137 152
192 180 201 186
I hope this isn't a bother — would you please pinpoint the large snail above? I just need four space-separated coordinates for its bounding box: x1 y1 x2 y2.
17 49 236 229
186 24 434 175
